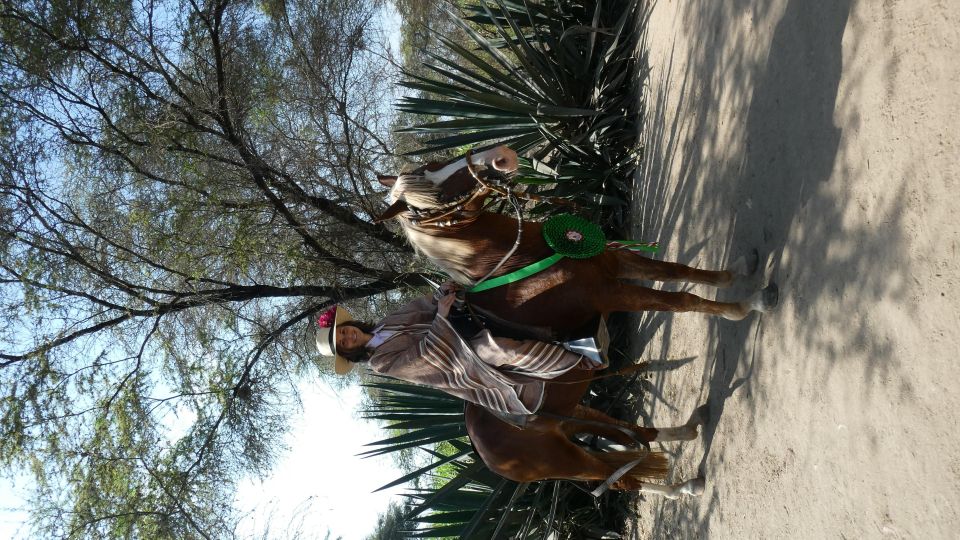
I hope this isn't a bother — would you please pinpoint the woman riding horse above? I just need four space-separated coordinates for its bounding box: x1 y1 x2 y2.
313 282 604 424
313 285 706 498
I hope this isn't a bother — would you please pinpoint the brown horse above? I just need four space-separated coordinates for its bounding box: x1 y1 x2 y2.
465 367 710 497
378 145 776 495
379 145 778 337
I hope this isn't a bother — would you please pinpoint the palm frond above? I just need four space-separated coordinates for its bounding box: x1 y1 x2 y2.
395 0 647 228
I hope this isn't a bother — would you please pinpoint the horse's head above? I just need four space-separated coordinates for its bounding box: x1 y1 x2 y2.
376 145 519 224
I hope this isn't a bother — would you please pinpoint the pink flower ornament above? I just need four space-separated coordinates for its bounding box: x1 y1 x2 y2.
317 306 338 328
565 230 584 242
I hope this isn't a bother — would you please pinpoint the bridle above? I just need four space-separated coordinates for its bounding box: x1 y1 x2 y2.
403 148 579 226
403 183 488 228
463 150 526 289
400 149 516 228
402 149 577 290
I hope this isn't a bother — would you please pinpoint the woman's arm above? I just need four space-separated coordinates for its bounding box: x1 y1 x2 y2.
381 294 438 324
370 286 478 375
367 309 534 417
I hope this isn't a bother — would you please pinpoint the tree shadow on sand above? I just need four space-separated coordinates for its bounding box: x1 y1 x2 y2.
622 0 916 536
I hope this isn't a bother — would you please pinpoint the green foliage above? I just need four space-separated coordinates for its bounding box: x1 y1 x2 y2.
366 500 416 540
396 0 650 225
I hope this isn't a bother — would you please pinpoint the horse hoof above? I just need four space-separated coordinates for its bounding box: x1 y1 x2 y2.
746 283 779 314
761 282 780 310
689 404 711 427
682 477 706 497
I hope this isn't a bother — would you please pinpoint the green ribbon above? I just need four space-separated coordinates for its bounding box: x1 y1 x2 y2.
469 253 565 293
467 240 659 294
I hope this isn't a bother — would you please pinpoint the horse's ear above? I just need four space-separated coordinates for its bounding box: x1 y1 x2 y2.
377 175 397 188
375 199 409 223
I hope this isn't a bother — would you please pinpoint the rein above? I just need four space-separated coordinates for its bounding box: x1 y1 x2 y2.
471 192 524 291
461 150 566 294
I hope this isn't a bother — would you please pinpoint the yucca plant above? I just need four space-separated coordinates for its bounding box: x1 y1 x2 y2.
396 0 650 224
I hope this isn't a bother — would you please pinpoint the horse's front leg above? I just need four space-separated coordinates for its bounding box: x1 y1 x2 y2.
566 404 709 445
600 281 779 321
611 250 757 288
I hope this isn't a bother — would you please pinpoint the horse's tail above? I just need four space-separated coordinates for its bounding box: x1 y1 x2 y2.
596 448 671 484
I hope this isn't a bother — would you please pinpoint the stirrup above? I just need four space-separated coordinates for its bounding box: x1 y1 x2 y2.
562 318 610 366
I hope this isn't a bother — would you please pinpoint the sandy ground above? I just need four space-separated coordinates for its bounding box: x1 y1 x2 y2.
625 0 960 538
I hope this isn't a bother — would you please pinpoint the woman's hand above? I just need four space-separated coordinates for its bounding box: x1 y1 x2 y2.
439 281 462 295
437 292 458 318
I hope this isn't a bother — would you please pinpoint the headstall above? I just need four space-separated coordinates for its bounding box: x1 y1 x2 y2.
404 150 513 227
404 184 487 227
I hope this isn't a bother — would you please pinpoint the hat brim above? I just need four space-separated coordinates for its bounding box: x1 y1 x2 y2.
314 306 355 375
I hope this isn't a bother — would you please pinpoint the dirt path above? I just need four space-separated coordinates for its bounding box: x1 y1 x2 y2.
626 0 960 538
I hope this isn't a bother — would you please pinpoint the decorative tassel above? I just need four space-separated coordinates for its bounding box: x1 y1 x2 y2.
607 240 659 253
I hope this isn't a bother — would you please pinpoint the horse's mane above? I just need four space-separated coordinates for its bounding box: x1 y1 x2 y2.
391 174 445 210
389 174 477 285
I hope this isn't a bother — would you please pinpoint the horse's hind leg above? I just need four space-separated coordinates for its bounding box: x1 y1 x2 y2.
499 420 702 499
591 450 702 498
564 405 658 446
616 476 706 499
613 251 747 287
528 444 697 498
499 436 631 484
651 405 710 442
605 282 778 321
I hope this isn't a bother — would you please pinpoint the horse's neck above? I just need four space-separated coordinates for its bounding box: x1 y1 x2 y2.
471 213 552 266
403 212 551 284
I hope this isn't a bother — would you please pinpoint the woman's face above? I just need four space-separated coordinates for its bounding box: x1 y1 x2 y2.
335 324 371 353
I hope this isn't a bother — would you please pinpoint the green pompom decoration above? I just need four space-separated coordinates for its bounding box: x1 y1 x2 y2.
542 214 606 259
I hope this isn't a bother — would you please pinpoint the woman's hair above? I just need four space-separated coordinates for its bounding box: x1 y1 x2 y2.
337 320 377 363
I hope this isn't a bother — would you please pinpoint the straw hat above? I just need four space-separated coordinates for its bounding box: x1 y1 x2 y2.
314 305 355 375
